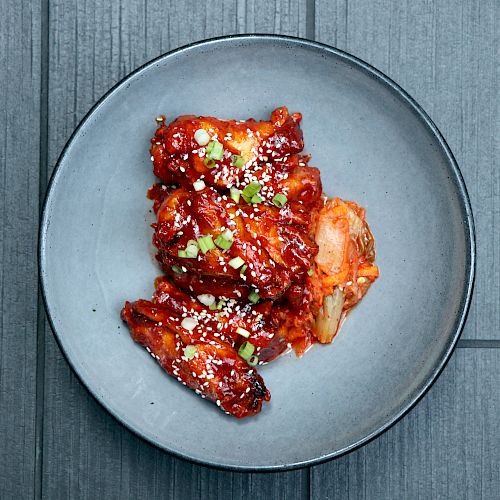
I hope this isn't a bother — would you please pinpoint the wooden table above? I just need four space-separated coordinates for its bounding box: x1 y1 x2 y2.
1 1 498 498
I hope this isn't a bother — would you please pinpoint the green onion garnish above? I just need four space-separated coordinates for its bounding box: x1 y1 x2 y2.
231 155 245 168
187 240 198 248
251 194 263 204
240 264 248 275
241 181 262 202
272 193 288 207
238 341 255 360
307 268 314 276
248 355 259 367
193 180 206 191
209 302 218 310
206 140 223 161
229 256 245 269
197 235 215 254
185 244 199 258
178 247 197 258
230 186 241 203
216 299 225 310
194 129 210 146
203 157 216 168
236 327 250 338
248 290 260 304
197 293 215 307
172 265 184 274
215 234 233 250
183 345 197 360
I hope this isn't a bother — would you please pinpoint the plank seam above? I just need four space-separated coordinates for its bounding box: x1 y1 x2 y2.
305 0 315 40
34 0 49 497
457 339 500 349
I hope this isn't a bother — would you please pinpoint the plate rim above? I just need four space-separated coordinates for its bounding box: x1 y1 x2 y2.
39 34 476 472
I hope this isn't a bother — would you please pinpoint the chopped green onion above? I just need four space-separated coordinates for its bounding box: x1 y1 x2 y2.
248 290 260 304
236 327 250 338
178 247 197 259
231 155 245 168
238 341 255 360
172 265 184 274
248 355 259 367
181 317 198 331
215 234 233 250
183 345 197 360
229 256 245 269
197 294 215 307
203 157 216 168
206 140 223 161
307 268 314 276
222 229 233 240
186 239 198 248
272 193 288 207
240 264 248 275
216 299 225 310
230 187 241 203
194 129 210 146
251 194 263 204
193 180 206 191
241 181 262 202
197 235 215 254
209 302 217 310
185 244 199 258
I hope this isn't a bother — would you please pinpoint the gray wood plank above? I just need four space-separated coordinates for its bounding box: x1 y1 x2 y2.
313 1 500 497
310 348 500 500
42 1 308 498
0 0 42 498
315 0 500 339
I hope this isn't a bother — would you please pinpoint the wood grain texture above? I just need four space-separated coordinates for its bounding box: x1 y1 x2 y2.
42 1 308 499
0 0 42 498
313 1 500 497
315 0 500 339
310 348 500 500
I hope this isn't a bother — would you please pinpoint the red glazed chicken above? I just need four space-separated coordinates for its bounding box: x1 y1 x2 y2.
122 107 378 418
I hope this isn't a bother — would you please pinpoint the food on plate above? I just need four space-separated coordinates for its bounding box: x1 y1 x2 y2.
122 107 379 418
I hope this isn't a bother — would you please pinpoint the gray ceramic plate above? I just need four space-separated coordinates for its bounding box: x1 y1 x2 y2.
40 35 474 470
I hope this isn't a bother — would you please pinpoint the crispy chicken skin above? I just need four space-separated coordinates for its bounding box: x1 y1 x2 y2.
150 107 304 189
150 183 320 299
151 277 287 363
122 107 378 418
121 299 270 418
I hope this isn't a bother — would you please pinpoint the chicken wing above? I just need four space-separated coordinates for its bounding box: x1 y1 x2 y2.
150 107 304 190
122 107 379 418
121 278 277 418
149 178 321 299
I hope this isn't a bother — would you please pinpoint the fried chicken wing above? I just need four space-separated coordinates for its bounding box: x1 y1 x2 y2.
151 107 304 190
122 107 379 418
122 299 270 418
150 179 321 298
151 277 286 363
